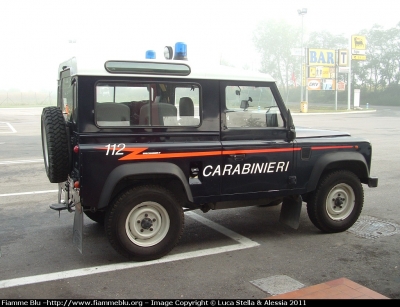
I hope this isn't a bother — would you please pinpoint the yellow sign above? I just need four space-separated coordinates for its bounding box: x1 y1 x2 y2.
309 66 335 78
309 67 316 78
338 49 349 66
308 49 336 66
322 67 330 78
352 55 367 61
352 35 366 50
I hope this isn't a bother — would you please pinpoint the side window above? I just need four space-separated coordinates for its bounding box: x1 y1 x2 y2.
60 76 74 122
224 85 284 128
95 82 201 127
96 83 148 127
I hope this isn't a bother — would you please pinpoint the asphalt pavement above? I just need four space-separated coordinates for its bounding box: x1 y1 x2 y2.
0 106 399 299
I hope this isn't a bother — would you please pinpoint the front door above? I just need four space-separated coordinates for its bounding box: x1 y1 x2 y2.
219 82 294 196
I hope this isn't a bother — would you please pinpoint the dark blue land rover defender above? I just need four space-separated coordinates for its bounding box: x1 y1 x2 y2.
41 43 378 261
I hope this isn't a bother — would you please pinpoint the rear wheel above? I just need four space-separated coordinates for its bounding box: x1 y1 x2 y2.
105 185 184 261
307 170 364 233
41 107 69 183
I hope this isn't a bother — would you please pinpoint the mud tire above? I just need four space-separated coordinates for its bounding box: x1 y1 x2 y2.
41 107 69 183
307 170 364 233
105 185 184 261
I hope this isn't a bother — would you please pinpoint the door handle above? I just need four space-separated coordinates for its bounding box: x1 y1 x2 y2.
230 154 245 161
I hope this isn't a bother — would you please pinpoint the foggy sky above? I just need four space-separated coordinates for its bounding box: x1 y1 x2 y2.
1 0 399 91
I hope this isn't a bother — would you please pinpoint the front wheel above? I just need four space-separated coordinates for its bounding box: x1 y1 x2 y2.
307 170 364 233
105 185 184 261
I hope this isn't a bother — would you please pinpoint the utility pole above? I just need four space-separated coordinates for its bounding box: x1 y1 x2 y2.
298 8 307 103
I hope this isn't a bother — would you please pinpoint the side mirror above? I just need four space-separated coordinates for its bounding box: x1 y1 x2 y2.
286 109 296 142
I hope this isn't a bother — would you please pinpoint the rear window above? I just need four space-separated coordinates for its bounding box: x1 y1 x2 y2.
95 81 200 127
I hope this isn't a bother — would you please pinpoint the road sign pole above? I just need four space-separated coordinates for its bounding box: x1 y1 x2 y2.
348 37 352 110
305 48 308 103
335 50 338 111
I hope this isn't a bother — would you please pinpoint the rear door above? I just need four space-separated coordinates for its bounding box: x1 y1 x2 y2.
78 78 222 209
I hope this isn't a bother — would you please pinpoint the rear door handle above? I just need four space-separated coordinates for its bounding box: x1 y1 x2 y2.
230 154 245 161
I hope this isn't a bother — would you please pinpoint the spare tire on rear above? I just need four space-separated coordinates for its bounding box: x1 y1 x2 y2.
41 107 70 183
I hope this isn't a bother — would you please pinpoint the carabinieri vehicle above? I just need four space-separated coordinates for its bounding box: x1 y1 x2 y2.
41 42 378 261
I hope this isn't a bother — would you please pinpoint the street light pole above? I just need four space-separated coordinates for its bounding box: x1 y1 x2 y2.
297 8 307 103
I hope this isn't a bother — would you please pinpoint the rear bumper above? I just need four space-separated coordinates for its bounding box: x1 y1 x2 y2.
368 177 378 188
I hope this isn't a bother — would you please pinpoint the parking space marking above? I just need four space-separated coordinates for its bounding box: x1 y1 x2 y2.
0 159 43 165
185 211 257 245
0 122 17 133
0 190 57 198
0 212 259 289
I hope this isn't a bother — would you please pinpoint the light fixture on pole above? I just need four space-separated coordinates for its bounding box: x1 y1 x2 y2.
297 8 307 102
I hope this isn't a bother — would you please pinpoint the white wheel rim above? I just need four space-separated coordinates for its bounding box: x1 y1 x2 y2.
42 121 49 168
125 201 170 247
325 183 355 220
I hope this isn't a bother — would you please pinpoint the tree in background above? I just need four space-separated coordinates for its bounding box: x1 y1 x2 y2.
354 24 400 90
253 19 400 106
307 31 347 49
253 20 350 104
253 19 299 100
351 23 400 104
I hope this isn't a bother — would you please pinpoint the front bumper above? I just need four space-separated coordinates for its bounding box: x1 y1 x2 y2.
368 177 378 188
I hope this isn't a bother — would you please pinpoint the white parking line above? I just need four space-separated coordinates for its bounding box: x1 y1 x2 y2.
0 159 43 165
0 122 17 133
0 190 57 197
0 212 259 289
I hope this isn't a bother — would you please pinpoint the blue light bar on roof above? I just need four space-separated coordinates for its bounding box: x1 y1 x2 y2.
173 42 187 60
145 50 156 59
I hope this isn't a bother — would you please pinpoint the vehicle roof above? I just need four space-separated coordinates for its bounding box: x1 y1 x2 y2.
58 56 276 83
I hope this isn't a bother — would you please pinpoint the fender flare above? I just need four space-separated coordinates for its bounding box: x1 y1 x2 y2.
97 162 193 209
306 151 369 192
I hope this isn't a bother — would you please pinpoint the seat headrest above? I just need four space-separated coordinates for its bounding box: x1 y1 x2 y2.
179 97 194 117
139 103 177 125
